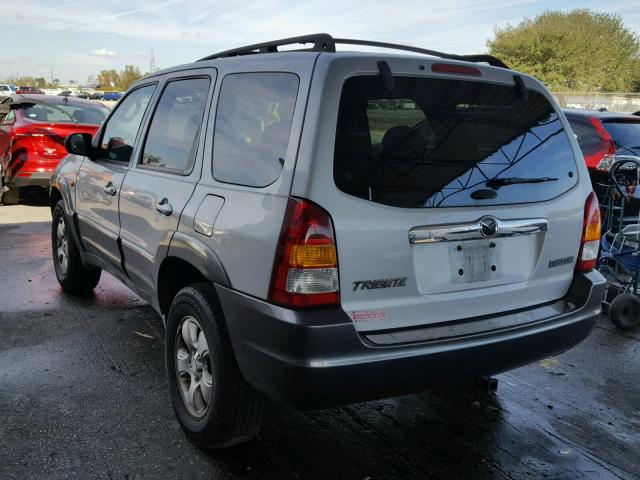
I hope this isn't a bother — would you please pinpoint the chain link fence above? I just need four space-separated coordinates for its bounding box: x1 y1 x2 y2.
553 92 640 114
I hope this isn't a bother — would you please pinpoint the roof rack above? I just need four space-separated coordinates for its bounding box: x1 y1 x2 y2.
197 33 508 69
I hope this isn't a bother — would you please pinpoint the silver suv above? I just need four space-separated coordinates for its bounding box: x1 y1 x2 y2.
50 34 606 448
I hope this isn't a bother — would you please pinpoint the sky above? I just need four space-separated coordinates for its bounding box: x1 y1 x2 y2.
2 0 640 84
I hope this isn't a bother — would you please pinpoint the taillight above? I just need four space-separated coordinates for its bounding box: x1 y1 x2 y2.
15 127 66 159
584 117 616 172
576 192 601 272
269 197 340 308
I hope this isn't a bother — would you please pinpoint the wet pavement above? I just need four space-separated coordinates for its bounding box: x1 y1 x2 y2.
0 193 639 480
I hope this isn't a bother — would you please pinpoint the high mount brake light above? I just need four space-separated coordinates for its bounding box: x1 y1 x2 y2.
576 192 601 272
269 197 340 308
431 63 482 76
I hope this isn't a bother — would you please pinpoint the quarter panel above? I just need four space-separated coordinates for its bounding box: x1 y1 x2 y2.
177 184 288 299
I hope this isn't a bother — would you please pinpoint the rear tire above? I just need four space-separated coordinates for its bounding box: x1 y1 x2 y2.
51 200 101 294
609 293 640 330
165 283 266 449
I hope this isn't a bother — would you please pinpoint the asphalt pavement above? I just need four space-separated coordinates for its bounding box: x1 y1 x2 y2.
0 192 638 480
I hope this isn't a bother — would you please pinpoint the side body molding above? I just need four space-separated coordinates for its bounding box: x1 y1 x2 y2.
166 231 231 287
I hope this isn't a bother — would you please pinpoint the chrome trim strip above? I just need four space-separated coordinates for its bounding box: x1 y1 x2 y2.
408 217 548 244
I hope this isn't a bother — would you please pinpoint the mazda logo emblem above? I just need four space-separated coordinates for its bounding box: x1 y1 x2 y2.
480 216 499 238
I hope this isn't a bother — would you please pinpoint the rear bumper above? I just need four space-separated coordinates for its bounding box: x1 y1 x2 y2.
216 271 605 409
9 171 52 188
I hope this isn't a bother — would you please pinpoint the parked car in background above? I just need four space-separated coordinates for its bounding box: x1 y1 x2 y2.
564 109 640 176
102 91 122 101
75 91 91 99
50 34 605 449
0 94 109 204
0 84 14 99
16 86 43 94
89 91 104 100
57 90 74 97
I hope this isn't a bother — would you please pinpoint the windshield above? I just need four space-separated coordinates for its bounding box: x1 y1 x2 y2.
602 120 640 151
334 75 578 208
18 100 109 125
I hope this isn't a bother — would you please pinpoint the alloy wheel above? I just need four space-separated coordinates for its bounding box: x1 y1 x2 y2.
56 217 69 275
175 315 213 417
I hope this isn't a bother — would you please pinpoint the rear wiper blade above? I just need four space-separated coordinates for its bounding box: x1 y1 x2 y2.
486 176 558 190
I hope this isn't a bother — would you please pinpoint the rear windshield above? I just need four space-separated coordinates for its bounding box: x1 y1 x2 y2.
602 120 640 152
18 101 108 125
334 76 578 208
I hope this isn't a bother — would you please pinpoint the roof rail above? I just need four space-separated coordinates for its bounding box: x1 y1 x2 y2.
333 38 508 68
197 33 336 61
197 33 508 69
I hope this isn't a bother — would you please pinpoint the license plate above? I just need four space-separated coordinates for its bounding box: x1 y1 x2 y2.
450 241 501 283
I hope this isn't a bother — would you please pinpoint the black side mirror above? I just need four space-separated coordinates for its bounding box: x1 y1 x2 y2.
65 132 93 156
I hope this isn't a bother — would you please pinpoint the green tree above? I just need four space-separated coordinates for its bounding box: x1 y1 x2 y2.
97 69 120 90
117 65 143 91
34 77 47 88
488 9 640 92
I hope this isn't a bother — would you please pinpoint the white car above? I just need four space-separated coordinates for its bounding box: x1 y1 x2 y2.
0 84 15 98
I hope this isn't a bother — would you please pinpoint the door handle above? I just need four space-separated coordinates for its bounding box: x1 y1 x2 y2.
103 183 116 196
156 198 173 216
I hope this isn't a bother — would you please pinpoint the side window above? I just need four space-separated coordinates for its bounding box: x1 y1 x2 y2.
2 110 14 124
212 73 299 187
99 84 156 163
0 99 11 123
140 77 210 173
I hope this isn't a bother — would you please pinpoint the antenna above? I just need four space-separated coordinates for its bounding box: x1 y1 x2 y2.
150 49 156 73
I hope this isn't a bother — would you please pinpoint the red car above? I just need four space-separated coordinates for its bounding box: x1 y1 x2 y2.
564 108 640 173
0 94 109 204
16 86 44 94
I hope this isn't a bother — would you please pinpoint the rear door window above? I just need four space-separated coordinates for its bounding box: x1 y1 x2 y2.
140 77 210 173
212 72 299 187
334 76 578 208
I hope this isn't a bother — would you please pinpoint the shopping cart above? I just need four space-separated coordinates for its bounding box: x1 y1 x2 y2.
597 156 640 330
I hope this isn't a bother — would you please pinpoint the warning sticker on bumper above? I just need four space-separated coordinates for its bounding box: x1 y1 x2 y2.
351 309 387 322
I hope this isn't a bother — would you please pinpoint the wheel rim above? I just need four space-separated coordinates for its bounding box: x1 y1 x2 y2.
56 217 69 275
175 315 213 418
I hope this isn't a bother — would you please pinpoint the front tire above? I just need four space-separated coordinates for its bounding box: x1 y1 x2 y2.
165 283 266 449
51 200 101 294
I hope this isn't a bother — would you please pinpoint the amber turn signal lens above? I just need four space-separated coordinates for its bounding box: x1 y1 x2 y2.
289 244 337 268
583 208 601 242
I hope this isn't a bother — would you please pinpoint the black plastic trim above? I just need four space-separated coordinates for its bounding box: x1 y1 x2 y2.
167 232 230 287
197 33 509 69
216 271 605 409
